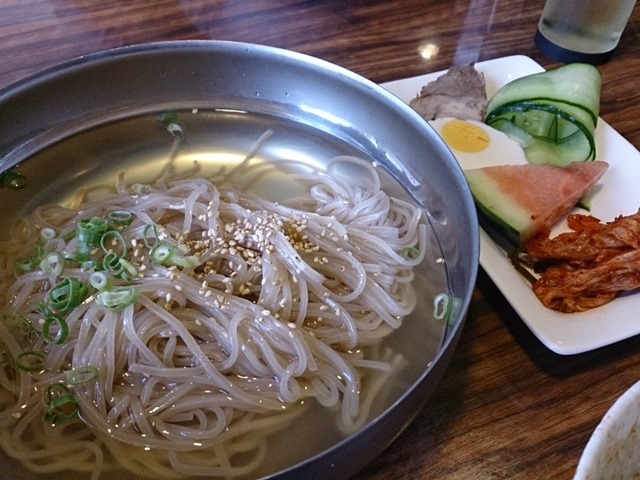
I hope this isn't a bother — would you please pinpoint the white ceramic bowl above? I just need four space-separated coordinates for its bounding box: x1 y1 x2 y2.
575 380 640 479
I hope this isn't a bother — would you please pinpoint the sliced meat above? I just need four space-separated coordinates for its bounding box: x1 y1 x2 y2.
409 63 488 121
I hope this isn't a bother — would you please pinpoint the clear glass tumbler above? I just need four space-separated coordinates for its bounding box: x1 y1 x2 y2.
535 0 637 64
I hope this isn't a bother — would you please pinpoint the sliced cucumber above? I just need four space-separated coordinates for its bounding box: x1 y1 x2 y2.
488 117 534 148
485 63 601 166
486 63 601 125
486 104 596 166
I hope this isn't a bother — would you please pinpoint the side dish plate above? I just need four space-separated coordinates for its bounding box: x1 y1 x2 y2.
383 55 640 355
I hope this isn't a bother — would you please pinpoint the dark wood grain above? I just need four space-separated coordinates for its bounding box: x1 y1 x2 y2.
1 1 639 479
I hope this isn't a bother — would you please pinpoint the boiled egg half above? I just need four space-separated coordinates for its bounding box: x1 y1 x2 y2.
429 117 528 170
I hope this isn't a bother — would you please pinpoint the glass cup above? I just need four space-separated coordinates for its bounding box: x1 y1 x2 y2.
535 0 637 64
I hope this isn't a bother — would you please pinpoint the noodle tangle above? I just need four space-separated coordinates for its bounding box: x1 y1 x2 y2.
0 150 428 479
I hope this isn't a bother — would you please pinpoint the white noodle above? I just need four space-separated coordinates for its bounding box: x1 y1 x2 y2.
0 149 432 479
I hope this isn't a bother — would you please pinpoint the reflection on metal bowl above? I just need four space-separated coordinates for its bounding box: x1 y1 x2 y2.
0 41 478 480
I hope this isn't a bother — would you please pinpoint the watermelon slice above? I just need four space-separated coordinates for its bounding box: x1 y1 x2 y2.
465 161 609 246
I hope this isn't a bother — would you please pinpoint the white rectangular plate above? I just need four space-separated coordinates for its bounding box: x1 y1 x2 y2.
381 55 640 355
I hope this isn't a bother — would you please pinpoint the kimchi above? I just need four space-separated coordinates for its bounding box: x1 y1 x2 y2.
516 210 640 313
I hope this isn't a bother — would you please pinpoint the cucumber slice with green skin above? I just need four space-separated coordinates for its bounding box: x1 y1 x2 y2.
486 104 596 166
486 63 601 125
485 63 601 166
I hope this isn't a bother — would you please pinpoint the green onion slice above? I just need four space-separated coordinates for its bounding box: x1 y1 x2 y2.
102 254 138 280
66 366 98 385
40 252 65 277
150 242 175 264
171 255 200 268
65 242 92 263
400 246 421 260
40 228 57 242
156 111 179 127
16 350 46 372
15 244 44 272
96 286 139 312
100 230 126 257
166 123 184 139
48 278 89 313
42 315 69 344
103 251 124 277
143 224 159 248
76 217 109 245
150 242 199 268
107 210 134 227
89 272 111 291
433 293 451 321
15 255 37 272
118 258 139 281
44 383 79 424
0 171 27 190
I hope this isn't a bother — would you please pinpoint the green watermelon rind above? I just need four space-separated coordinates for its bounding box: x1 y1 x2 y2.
464 161 609 248
473 198 521 248
464 169 531 247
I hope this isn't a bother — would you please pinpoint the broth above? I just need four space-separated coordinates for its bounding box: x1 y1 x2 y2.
0 109 450 480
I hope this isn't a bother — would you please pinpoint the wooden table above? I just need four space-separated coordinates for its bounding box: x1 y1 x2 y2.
1 1 639 478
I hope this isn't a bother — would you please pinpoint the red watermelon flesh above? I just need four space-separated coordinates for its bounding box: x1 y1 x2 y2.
465 161 609 245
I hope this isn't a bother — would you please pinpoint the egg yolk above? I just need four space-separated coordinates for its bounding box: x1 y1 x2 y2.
440 119 490 153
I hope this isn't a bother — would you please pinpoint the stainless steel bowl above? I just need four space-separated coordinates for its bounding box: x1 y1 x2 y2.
0 41 479 480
